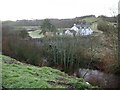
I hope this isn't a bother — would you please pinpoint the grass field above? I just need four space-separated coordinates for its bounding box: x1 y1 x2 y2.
81 17 98 23
1 55 93 88
28 30 44 38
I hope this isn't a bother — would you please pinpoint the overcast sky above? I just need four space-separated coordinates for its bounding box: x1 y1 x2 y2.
0 0 119 21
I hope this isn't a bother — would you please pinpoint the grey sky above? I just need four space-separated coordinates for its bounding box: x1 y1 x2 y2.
0 0 119 21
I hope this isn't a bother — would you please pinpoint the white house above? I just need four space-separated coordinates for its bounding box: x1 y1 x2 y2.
70 24 79 33
65 24 93 36
65 30 73 36
79 27 93 36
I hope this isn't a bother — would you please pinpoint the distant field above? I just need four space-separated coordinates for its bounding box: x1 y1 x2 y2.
14 26 40 31
81 17 98 23
28 30 44 38
15 26 40 30
28 28 67 38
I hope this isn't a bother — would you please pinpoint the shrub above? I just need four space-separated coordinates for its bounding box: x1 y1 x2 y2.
43 36 99 73
3 30 99 73
97 20 117 34
19 30 29 39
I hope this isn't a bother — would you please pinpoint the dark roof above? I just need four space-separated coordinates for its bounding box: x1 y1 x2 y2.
69 30 76 33
76 24 90 28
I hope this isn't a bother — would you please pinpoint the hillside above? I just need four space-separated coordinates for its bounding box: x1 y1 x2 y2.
1 55 94 89
2 15 117 28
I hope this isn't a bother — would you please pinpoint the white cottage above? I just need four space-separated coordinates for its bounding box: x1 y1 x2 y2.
79 27 93 36
70 24 79 33
65 24 93 36
65 30 73 36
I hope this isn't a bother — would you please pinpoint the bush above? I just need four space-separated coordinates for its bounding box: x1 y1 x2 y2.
97 20 117 34
19 30 29 39
2 30 45 66
3 30 99 73
42 36 99 73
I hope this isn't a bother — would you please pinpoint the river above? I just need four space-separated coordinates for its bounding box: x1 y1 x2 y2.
75 68 120 88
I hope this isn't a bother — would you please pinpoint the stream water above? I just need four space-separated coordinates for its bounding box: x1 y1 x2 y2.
75 68 120 88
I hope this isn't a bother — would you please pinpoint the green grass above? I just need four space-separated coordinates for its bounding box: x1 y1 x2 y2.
81 17 98 23
28 30 44 38
1 55 94 88
80 17 99 31
91 23 98 31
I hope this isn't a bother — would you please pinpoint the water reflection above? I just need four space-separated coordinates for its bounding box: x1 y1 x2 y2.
76 68 120 88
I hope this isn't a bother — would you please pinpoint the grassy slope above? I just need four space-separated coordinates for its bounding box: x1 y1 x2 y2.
1 55 93 88
81 17 99 31
81 17 98 23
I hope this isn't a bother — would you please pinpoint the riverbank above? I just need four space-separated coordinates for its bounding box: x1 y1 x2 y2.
74 68 120 88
